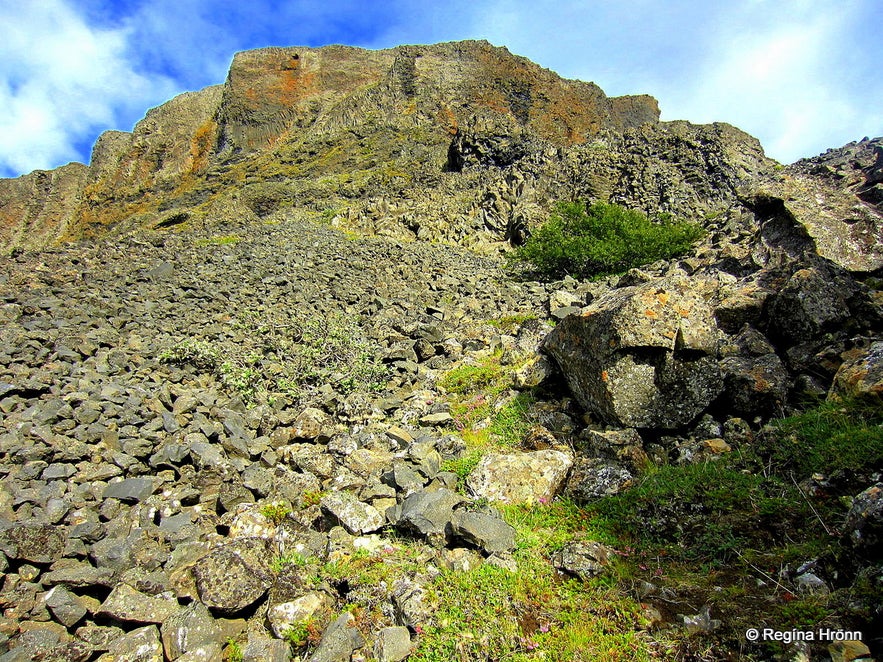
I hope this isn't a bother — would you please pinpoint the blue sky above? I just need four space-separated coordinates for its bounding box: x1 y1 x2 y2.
1 0 881 178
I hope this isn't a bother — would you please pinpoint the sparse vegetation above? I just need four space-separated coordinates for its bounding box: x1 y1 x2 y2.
508 200 705 280
259 502 291 525
161 309 389 404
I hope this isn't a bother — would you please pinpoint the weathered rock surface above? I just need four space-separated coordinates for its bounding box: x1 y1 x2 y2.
467 449 573 504
544 277 723 428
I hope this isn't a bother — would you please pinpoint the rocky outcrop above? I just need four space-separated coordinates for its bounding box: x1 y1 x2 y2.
544 276 723 429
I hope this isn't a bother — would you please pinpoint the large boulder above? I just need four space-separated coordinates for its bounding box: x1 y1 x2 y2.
544 277 723 428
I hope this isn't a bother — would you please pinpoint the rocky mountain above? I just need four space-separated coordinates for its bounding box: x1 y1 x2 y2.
0 40 881 661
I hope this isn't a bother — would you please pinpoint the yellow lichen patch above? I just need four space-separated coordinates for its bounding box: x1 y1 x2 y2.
644 309 658 318
189 119 217 174
656 292 669 305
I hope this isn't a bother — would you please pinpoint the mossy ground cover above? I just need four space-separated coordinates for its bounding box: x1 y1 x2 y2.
434 338 881 659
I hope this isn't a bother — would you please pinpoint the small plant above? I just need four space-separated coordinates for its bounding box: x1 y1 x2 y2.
271 552 308 573
260 502 291 525
301 490 325 507
508 200 705 280
282 620 315 648
223 638 243 662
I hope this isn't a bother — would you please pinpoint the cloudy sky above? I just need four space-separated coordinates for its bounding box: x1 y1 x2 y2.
2 0 881 178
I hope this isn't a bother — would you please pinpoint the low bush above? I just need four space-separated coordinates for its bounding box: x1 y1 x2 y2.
508 200 704 279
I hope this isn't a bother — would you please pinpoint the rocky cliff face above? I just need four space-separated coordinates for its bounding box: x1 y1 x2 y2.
3 40 881 274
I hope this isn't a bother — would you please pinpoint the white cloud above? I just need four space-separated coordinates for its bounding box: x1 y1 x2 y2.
656 3 874 162
0 0 174 177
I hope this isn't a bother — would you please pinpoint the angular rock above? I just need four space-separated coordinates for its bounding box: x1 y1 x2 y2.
553 540 614 580
96 583 179 624
396 488 465 546
192 538 273 612
830 340 883 404
94 625 163 661
467 450 572 504
844 483 883 552
161 601 222 661
242 631 291 662
267 593 327 639
43 585 88 627
320 492 384 535
292 407 333 440
390 577 431 629
0 522 66 564
544 277 723 428
307 611 365 662
449 510 516 553
767 267 849 343
373 626 412 662
102 477 156 502
563 457 634 502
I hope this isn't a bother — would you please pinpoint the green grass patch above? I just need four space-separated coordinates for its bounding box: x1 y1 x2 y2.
763 397 883 479
412 501 655 661
508 200 704 280
588 461 820 566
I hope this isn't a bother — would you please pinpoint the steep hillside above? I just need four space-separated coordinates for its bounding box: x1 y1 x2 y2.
0 41 881 661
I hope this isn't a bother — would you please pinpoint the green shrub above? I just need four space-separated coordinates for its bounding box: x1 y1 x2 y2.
509 200 704 280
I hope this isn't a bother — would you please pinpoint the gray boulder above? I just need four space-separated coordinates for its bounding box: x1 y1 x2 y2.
320 491 384 535
160 602 222 660
397 488 465 546
96 583 179 624
544 276 723 428
192 538 274 612
373 626 412 662
553 540 614 580
449 510 516 553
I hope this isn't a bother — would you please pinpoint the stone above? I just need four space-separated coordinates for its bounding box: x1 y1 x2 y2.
0 523 65 564
96 583 180 624
267 593 327 639
544 276 723 428
43 585 87 627
467 449 573 504
553 540 614 580
242 631 291 662
719 353 789 418
320 491 384 535
830 340 883 404
843 483 883 552
390 577 431 630
563 458 633 502
96 625 164 661
373 626 412 662
192 538 274 612
160 602 221 660
396 488 465 546
828 639 872 662
307 611 365 662
102 477 156 502
440 547 484 572
767 267 849 343
449 510 516 553
292 407 333 440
